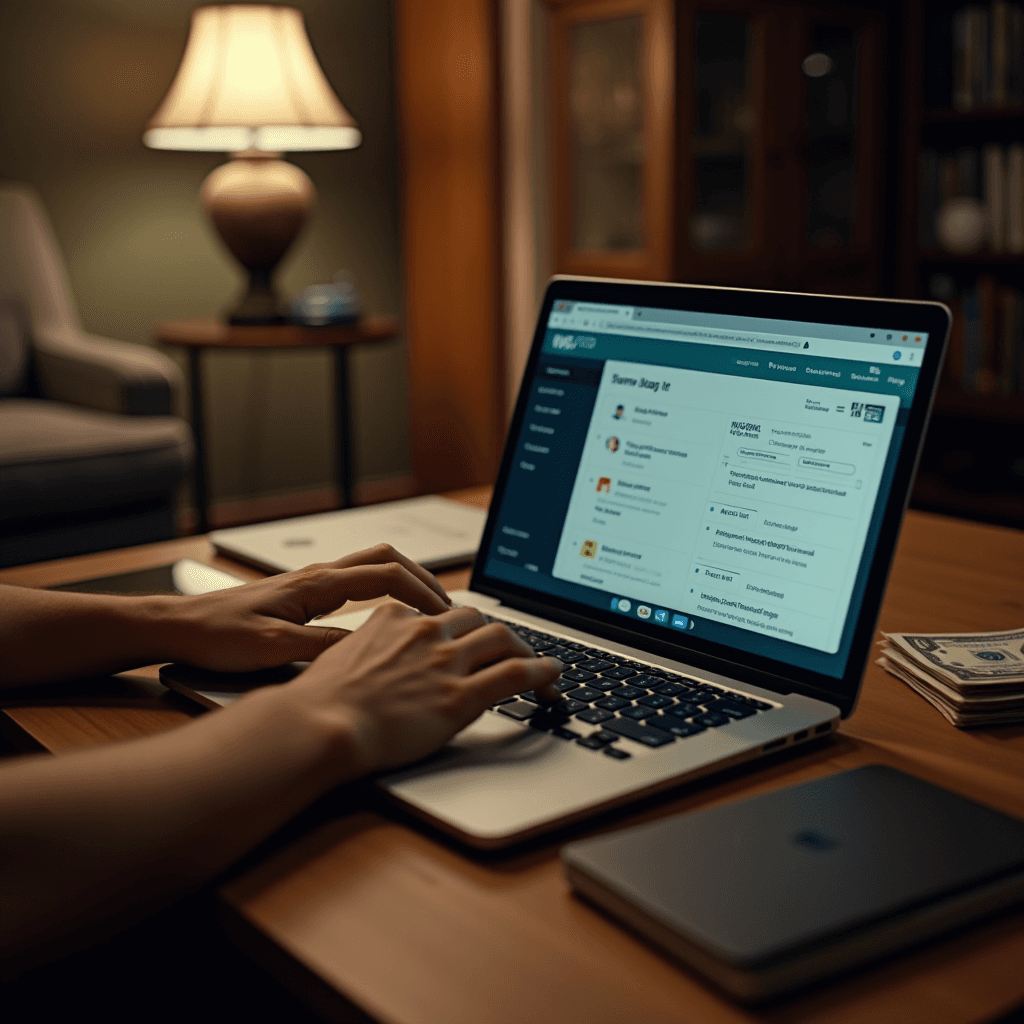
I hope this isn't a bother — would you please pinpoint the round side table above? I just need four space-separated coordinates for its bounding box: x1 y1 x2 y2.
156 316 400 534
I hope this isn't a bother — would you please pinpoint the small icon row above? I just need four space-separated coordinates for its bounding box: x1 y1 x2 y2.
611 597 693 631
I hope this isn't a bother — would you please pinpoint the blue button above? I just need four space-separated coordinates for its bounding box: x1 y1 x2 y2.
654 609 668 623
893 351 901 360
671 614 689 630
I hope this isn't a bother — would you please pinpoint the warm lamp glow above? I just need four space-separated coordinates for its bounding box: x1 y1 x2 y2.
145 5 361 153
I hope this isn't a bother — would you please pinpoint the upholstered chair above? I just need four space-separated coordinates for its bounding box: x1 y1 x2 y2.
0 183 193 567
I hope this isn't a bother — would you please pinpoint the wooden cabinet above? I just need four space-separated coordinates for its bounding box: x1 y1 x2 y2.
546 0 886 296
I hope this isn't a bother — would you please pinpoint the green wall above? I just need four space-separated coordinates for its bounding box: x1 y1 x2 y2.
0 0 408 505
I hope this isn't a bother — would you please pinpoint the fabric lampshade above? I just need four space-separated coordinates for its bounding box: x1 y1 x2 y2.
144 4 360 153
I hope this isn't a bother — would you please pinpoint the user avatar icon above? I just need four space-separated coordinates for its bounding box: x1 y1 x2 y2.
596 476 611 493
607 436 619 453
614 404 624 419
580 539 598 558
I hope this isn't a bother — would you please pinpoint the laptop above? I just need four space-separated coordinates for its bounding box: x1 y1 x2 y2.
209 495 488 574
163 276 950 849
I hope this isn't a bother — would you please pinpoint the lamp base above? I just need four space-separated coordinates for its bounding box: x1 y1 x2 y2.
227 269 285 325
200 154 316 325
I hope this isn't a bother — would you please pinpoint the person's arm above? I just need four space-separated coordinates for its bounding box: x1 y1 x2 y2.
0 602 561 977
0 544 452 688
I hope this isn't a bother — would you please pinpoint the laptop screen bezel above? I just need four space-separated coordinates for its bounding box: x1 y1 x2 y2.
470 276 951 717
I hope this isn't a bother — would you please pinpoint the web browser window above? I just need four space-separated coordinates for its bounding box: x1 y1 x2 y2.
482 299 930 678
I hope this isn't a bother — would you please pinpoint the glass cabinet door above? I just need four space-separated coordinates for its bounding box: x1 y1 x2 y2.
568 14 644 251
550 0 674 280
804 24 859 251
689 11 755 252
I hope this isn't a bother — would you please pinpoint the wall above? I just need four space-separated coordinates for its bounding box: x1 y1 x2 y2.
0 0 408 507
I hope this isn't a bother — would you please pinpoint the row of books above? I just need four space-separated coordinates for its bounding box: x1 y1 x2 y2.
944 278 1024 395
952 3 1024 109
919 144 1024 252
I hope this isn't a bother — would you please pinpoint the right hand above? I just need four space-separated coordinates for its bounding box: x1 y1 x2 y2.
286 603 563 778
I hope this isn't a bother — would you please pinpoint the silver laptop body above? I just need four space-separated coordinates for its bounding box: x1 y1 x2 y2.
374 277 950 849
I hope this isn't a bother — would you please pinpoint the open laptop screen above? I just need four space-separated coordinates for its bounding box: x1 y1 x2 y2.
473 279 949 709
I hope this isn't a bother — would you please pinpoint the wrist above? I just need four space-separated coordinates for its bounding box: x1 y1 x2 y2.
217 682 365 795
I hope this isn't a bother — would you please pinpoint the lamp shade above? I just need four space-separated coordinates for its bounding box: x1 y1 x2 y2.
144 4 361 152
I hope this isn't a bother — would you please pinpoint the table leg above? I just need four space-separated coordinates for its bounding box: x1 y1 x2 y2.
187 348 210 534
333 347 355 509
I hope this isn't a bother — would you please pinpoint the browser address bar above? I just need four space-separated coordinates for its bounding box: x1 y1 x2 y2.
598 319 805 350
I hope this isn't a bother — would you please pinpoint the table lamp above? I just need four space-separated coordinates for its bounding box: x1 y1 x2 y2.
144 4 361 323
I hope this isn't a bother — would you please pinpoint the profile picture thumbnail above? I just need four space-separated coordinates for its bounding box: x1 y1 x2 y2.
580 539 598 558
607 436 619 453
596 476 611 493
614 404 624 419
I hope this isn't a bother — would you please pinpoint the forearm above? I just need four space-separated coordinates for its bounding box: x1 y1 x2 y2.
0 584 177 687
0 684 355 975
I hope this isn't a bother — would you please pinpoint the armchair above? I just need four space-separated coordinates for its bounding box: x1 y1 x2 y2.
0 183 193 567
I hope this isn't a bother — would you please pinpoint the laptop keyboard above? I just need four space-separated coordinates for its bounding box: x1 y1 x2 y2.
481 617 775 760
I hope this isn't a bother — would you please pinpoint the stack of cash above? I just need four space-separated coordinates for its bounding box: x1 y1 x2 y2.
878 628 1024 728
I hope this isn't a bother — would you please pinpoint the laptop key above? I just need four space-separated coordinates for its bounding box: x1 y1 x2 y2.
589 677 624 691
554 727 581 740
637 694 673 709
555 698 588 715
665 701 702 719
554 650 590 664
498 701 536 720
629 674 663 689
609 684 645 701
650 682 687 697
554 679 579 693
691 710 731 728
665 720 706 738
575 708 614 725
519 690 554 704
706 699 756 719
492 695 518 705
603 745 631 759
595 695 630 711
567 686 603 703
576 735 607 749
619 706 653 721
604 718 674 747
593 730 619 744
578 658 615 673
561 668 597 683
601 666 638 680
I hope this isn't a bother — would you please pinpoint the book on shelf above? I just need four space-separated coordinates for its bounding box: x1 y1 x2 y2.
944 277 1024 395
949 2 1024 110
920 143 1024 254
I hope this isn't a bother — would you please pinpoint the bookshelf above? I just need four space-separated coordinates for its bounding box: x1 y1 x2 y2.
900 0 1024 527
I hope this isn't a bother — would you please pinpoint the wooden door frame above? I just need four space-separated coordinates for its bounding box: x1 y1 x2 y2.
395 0 507 494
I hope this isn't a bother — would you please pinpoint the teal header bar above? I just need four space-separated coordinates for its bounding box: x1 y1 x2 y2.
541 330 921 408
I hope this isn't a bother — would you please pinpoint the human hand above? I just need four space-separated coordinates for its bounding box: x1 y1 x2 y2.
285 602 563 779
155 544 452 673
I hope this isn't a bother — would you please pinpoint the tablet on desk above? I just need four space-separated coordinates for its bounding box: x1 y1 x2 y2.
562 765 1024 1002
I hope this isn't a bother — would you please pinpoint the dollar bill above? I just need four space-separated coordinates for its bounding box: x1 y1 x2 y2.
882 648 1024 710
878 656 1024 728
881 628 1024 691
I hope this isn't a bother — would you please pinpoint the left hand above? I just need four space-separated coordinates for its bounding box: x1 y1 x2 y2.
155 544 453 672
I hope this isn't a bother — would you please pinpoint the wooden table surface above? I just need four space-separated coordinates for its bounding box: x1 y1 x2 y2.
2 496 1023 1024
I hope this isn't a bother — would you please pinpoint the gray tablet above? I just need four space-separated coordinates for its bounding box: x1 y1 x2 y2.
562 765 1024 1001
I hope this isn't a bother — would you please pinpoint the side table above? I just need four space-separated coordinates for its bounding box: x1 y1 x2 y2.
156 317 400 534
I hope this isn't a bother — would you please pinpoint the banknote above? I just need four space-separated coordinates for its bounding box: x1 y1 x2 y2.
877 656 1024 728
881 648 1024 710
881 628 1024 690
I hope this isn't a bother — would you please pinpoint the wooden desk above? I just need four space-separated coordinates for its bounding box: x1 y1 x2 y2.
156 316 400 533
2 500 1023 1024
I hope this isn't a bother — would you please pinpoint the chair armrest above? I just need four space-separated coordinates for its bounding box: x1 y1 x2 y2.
32 325 183 415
